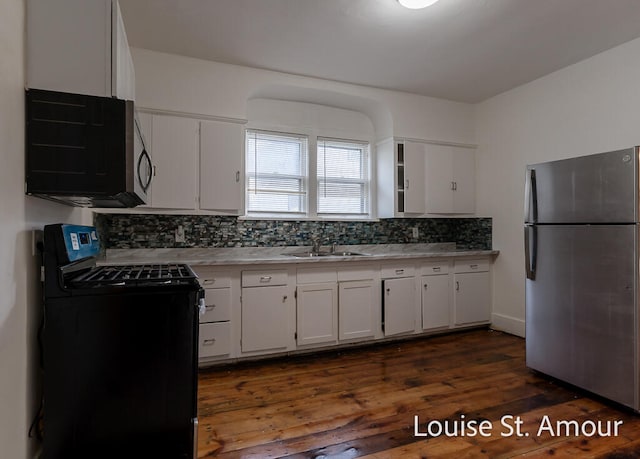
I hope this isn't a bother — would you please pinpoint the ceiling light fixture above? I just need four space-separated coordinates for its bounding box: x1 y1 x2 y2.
397 0 440 9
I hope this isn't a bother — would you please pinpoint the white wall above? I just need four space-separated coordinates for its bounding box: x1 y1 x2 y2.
131 48 476 145
1 1 86 457
475 37 640 336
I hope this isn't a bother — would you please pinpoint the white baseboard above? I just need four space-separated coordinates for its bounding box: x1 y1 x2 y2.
490 313 525 337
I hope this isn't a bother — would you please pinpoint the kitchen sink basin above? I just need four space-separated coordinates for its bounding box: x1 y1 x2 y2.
286 251 368 258
288 251 332 258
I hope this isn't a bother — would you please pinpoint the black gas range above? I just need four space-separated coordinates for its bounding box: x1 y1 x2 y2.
41 224 202 459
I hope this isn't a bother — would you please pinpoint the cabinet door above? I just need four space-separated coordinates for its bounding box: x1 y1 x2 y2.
241 285 290 353
454 272 491 325
424 144 454 213
403 142 426 214
27 0 113 97
339 280 378 341
200 121 244 213
297 283 338 346
150 115 199 209
383 277 416 336
452 148 475 214
421 274 450 330
111 1 135 100
425 144 476 214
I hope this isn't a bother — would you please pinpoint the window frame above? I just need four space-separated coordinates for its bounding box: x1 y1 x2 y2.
244 129 309 217
244 128 374 220
316 136 371 218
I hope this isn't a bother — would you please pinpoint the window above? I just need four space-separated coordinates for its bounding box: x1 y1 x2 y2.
245 130 308 215
317 138 369 216
245 130 371 219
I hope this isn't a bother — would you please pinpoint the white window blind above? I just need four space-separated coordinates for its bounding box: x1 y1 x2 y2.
317 138 370 216
246 130 308 215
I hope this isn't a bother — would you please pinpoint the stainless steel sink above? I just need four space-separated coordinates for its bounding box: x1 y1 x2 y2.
286 251 368 258
287 251 332 258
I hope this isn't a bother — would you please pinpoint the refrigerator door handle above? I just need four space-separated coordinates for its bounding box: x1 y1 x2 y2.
524 225 537 280
524 169 538 223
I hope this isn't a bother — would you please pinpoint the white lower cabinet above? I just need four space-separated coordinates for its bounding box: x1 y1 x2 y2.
382 276 416 336
339 280 378 341
192 268 234 362
453 260 491 326
421 261 451 331
297 283 338 346
296 265 379 346
421 274 450 331
241 269 292 354
194 256 492 364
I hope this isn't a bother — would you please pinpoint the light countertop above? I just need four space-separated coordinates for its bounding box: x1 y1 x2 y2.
101 243 499 266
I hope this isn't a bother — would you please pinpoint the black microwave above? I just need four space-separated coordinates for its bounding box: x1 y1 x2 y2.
25 89 152 207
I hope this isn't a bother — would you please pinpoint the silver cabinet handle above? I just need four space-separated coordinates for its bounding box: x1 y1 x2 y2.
205 304 215 311
456 281 460 291
395 269 404 275
283 295 288 303
451 181 455 190
470 264 478 269
424 283 428 289
153 165 157 177
203 339 216 345
405 179 409 189
203 279 216 285
260 276 272 283
235 171 240 182
453 181 457 191
433 267 441 272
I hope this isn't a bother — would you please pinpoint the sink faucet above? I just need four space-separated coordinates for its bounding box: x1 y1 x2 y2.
311 236 322 254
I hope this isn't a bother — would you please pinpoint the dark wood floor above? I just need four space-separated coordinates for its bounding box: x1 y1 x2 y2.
196 329 640 458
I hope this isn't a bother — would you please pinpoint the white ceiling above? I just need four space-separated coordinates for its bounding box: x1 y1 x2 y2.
118 0 640 103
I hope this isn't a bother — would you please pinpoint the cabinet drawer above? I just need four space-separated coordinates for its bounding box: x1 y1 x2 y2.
380 264 415 279
192 268 231 288
421 261 450 275
199 322 231 358
337 265 376 282
297 267 337 284
454 259 490 273
242 269 288 287
200 288 231 323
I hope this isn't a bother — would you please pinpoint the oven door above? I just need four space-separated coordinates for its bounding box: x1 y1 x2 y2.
133 113 153 203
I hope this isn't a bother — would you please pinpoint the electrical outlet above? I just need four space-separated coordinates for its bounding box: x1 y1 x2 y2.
175 225 186 243
412 227 419 238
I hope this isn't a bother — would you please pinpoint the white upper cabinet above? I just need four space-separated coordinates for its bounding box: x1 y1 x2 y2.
377 139 425 217
377 138 476 217
199 121 244 214
27 0 135 100
148 115 199 209
402 142 426 214
424 145 476 214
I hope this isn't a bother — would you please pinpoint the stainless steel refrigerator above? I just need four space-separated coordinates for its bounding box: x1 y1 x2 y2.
525 147 638 410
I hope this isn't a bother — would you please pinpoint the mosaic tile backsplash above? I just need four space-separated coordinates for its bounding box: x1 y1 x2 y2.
96 214 492 250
